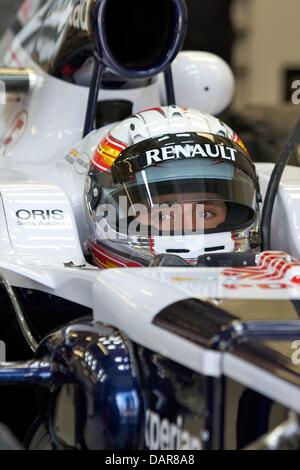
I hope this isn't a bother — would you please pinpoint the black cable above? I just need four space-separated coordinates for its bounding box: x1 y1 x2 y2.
164 65 176 105
261 118 300 251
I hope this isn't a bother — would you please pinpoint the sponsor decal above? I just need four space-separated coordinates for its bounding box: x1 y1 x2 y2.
47 0 92 33
145 144 237 167
69 0 92 31
16 209 65 226
65 149 90 175
145 410 202 450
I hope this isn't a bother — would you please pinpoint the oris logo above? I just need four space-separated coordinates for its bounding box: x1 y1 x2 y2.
16 210 64 221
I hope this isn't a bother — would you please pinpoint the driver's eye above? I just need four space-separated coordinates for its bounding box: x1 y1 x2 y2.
203 211 214 219
196 208 214 219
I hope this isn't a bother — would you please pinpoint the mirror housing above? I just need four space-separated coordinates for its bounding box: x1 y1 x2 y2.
0 67 37 94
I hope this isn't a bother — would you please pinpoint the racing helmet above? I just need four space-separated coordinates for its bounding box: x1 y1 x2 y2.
84 106 261 268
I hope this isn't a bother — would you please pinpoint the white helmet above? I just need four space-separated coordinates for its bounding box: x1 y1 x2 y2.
84 106 260 268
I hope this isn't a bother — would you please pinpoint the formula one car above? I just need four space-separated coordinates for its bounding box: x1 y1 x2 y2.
0 0 300 451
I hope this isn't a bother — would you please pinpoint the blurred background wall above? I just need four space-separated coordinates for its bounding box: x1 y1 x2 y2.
0 0 23 35
183 0 300 108
232 0 300 106
183 0 235 66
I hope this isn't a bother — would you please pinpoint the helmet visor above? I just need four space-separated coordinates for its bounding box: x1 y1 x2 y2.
99 157 256 236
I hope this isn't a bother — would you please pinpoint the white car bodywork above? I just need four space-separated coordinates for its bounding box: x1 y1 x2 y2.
1 6 300 417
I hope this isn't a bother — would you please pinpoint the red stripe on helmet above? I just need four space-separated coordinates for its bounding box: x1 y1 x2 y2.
89 241 144 268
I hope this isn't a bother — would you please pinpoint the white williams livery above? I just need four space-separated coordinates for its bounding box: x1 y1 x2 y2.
0 0 299 452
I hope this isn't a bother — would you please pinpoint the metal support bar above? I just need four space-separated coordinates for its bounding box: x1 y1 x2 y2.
0 68 37 93
0 359 74 387
0 273 38 353
83 59 106 137
211 320 300 350
164 65 176 106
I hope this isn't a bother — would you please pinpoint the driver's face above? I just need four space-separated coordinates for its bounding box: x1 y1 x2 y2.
135 192 227 232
